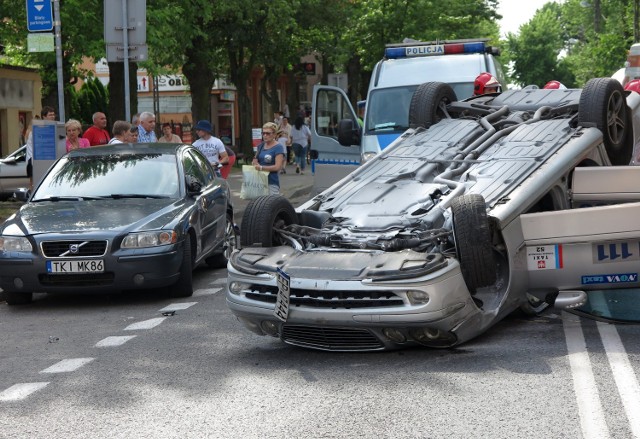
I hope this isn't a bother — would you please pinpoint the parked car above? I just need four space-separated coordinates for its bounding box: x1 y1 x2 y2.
226 77 640 351
0 145 29 200
0 143 236 305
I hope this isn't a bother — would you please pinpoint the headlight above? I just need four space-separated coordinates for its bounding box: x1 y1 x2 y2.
121 231 177 248
0 236 33 252
407 290 430 305
228 281 251 295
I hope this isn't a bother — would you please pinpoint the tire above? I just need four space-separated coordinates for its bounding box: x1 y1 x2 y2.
578 77 631 165
240 195 297 247
168 236 194 298
409 82 457 129
4 291 33 305
451 194 497 293
206 214 237 268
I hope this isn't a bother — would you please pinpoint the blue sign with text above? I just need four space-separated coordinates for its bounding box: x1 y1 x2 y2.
33 124 56 160
26 0 53 32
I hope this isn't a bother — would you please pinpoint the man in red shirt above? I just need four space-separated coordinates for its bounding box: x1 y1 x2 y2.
83 112 111 146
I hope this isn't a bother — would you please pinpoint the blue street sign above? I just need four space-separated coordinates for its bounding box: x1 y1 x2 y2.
26 0 53 32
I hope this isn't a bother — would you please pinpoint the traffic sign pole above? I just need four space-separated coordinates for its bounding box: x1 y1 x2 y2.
53 0 65 122
122 0 131 121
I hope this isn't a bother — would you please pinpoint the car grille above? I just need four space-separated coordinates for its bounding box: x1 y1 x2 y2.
282 325 384 351
246 285 404 309
41 240 108 258
38 273 114 286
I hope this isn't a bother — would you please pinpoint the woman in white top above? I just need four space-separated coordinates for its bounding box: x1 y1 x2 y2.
290 116 311 174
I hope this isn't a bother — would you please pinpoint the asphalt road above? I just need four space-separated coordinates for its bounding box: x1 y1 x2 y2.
1 263 640 438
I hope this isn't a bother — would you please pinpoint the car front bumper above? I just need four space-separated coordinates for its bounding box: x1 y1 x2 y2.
226 248 482 351
0 243 184 294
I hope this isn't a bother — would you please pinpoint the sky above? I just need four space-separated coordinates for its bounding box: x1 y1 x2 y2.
497 0 557 37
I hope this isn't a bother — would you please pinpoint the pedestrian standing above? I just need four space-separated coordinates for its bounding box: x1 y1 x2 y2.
280 116 293 164
291 116 311 174
137 112 157 143
158 123 182 143
253 122 286 195
83 112 111 146
192 120 229 171
108 120 132 144
65 119 91 152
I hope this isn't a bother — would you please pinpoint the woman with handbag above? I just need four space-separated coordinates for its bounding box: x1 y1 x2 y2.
253 122 286 195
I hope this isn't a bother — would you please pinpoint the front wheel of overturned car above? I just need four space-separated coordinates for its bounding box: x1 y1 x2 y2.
578 77 631 165
240 195 297 247
4 291 33 305
409 82 457 129
451 194 497 294
206 214 238 268
168 236 194 298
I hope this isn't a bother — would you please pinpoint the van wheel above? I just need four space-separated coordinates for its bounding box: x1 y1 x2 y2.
240 195 297 247
409 82 457 129
578 77 631 165
451 194 496 293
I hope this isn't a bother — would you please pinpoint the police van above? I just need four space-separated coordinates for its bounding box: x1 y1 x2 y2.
310 38 506 192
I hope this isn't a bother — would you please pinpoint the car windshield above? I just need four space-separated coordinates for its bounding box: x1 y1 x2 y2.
571 289 640 323
33 153 180 200
365 83 473 134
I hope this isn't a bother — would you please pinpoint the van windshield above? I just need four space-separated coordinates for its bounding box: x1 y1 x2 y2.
365 83 474 134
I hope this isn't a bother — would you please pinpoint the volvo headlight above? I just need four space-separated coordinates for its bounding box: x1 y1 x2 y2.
0 236 32 252
121 231 177 248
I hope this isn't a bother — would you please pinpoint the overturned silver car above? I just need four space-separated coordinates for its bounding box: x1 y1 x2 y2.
227 78 640 351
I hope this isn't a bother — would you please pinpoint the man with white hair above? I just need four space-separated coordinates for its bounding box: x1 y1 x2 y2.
137 111 157 143
83 112 111 146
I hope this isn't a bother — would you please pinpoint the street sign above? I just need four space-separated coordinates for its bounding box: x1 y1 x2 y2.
27 32 54 52
104 0 147 45
26 0 53 32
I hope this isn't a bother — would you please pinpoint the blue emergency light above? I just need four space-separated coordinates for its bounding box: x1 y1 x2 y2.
384 41 486 59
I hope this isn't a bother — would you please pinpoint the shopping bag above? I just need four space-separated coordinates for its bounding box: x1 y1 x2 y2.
240 165 269 199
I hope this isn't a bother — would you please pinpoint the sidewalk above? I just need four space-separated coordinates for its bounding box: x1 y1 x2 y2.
226 161 314 219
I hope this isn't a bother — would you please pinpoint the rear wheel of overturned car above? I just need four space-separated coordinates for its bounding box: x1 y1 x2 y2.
168 236 194 298
409 82 457 129
4 291 33 305
206 214 237 268
578 77 631 165
451 194 497 294
240 195 297 247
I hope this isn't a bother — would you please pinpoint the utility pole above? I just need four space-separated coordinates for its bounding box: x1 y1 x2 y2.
635 0 639 43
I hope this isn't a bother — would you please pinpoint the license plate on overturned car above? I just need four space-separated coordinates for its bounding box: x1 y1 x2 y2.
274 268 291 322
46 260 105 273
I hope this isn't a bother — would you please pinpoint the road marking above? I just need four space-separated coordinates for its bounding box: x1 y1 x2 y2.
194 287 223 297
40 358 94 374
95 335 137 347
597 321 640 438
563 313 610 439
124 317 166 330
210 278 226 285
0 382 49 401
159 302 197 312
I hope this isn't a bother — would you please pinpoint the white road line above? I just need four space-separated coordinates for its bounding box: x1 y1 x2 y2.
40 358 94 374
210 278 227 285
193 287 223 297
0 382 49 401
597 321 640 438
124 317 166 330
95 335 137 348
159 302 197 312
563 313 611 439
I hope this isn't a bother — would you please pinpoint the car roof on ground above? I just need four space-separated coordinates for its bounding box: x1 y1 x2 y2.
67 143 189 157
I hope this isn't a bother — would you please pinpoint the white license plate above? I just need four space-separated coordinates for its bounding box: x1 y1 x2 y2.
274 268 291 322
46 259 105 273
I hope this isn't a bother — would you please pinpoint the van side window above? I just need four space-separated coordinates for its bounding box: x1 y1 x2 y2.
314 89 355 139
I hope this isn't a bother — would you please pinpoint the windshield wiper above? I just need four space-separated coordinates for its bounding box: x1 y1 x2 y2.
31 196 103 202
370 122 406 132
107 194 169 199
